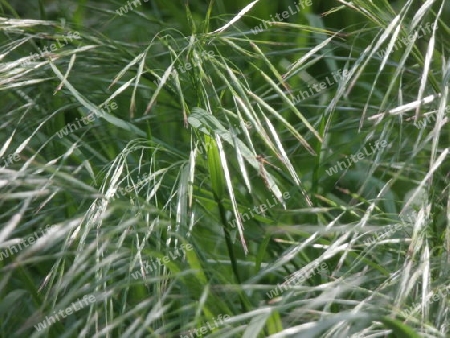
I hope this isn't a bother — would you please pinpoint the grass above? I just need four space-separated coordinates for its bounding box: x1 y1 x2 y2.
1 0 450 337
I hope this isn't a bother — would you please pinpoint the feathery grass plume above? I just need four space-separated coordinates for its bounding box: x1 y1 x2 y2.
1 0 450 337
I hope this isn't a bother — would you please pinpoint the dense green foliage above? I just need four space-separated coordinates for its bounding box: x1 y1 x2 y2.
1 0 450 337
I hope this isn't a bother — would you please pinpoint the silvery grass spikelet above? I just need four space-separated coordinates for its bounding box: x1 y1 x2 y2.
209 0 260 34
